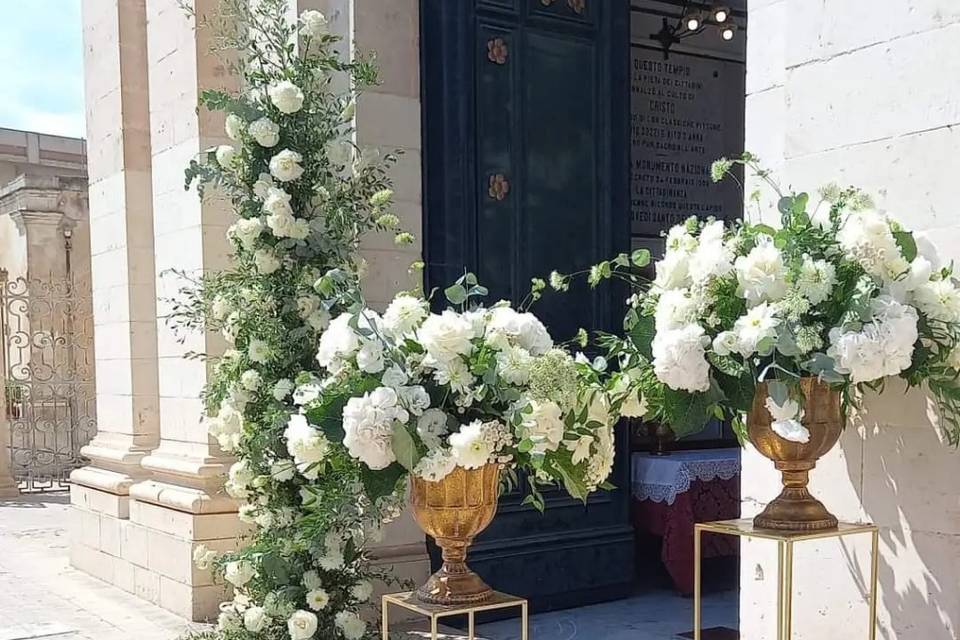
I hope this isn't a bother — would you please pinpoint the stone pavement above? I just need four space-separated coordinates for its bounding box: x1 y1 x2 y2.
0 492 202 640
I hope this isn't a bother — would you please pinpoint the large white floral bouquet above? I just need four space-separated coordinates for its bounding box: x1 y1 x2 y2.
290 276 626 510
564 153 960 445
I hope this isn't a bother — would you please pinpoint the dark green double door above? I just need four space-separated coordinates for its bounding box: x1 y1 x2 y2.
421 0 635 609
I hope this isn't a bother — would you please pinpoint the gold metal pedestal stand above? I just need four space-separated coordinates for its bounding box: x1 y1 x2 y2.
694 519 880 640
381 591 528 640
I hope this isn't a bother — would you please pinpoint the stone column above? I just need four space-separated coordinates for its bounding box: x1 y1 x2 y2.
119 0 241 621
69 0 163 599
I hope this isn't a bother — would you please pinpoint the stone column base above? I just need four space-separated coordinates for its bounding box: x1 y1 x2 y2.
69 482 246 621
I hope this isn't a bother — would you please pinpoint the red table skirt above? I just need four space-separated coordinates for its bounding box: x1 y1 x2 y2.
632 476 740 594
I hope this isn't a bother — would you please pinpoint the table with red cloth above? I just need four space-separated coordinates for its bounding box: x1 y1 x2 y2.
631 449 741 594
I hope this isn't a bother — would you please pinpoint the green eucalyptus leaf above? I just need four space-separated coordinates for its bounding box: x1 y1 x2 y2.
894 231 918 262
631 248 651 267
391 423 421 472
444 284 468 305
628 314 655 360
767 380 789 406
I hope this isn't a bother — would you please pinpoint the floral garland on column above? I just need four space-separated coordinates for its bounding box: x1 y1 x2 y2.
172 2 413 638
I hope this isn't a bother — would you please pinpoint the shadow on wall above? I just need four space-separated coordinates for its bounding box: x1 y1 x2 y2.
842 388 959 640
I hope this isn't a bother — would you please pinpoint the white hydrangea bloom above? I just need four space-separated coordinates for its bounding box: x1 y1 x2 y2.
243 606 268 632
342 387 409 469
268 80 305 114
416 408 449 449
315 313 361 373
654 289 699 332
828 296 918 383
651 324 711 392
485 307 553 355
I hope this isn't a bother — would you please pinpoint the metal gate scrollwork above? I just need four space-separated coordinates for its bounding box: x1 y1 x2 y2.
0 269 97 491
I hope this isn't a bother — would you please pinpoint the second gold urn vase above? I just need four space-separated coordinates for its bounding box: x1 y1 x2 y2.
409 463 500 605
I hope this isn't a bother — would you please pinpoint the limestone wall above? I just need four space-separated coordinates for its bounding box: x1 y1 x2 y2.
741 2 960 638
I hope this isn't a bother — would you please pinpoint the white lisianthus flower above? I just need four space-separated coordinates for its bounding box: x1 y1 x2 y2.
334 611 366 640
381 364 409 388
225 114 243 140
269 149 305 182
449 420 494 469
287 609 318 640
243 606 268 633
485 307 554 355
272 378 294 401
828 295 918 383
252 172 275 199
416 408 449 449
254 249 281 274
356 339 385 373
913 279 960 323
383 294 429 338
248 116 280 147
887 256 933 302
654 247 693 291
305 588 329 611
414 447 457 482
735 244 788 305
240 369 261 391
765 396 809 443
316 313 360 373
342 387 409 470
523 400 565 453
689 220 734 283
665 223 698 253
398 385 431 416
651 324 711 392
838 210 901 278
350 580 374 603
712 330 740 357
284 414 331 479
418 310 475 363
300 9 329 38
795 255 837 305
732 302 780 357
230 217 264 251
214 144 236 168
223 560 255 587
269 80 305 114
654 289 699 331
248 339 272 363
496 344 534 385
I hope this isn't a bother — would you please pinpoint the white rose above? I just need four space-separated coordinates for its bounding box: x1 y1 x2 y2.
254 249 281 274
223 560 255 587
334 611 366 640
225 114 244 140
269 149 305 182
287 609 318 640
248 117 280 147
735 244 788 306
215 144 236 168
243 606 268 633
398 385 431 416
284 414 331 479
253 172 275 199
381 364 410 388
356 339 385 373
316 313 360 373
449 420 493 469
651 324 711 392
654 250 692 291
712 330 739 357
418 310 475 363
263 186 294 217
269 80 305 114
230 217 264 251
300 10 329 38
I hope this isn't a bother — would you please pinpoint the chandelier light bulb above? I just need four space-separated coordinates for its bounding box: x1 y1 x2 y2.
721 26 735 40
686 16 701 31
715 8 729 23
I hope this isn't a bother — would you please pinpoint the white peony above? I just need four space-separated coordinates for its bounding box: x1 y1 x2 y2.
342 387 409 470
795 255 836 305
248 339 271 363
913 278 960 323
735 244 788 306
225 114 243 140
651 324 711 392
269 149 305 182
300 10 329 38
269 80 305 114
449 420 494 469
382 294 428 338
653 250 691 291
485 307 553 355
287 610 318 640
284 414 331 479
254 249 281 274
416 408 449 449
334 611 366 640
305 588 329 611
732 302 780 357
230 217 263 251
414 447 457 482
243 606 268 633
223 560 255 587
689 220 734 283
654 289 699 331
418 310 475 363
215 144 236 168
248 117 280 147
523 400 565 453
765 396 809 443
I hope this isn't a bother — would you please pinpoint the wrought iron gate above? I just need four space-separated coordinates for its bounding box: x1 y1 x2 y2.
0 270 97 491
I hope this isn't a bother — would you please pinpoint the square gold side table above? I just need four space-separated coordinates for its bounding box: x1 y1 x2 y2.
381 591 528 640
694 519 880 640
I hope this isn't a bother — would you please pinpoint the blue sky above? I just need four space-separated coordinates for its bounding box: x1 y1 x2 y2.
0 0 84 138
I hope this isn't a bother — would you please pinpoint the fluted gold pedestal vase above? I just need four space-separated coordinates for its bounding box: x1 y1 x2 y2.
748 378 842 532
410 463 500 605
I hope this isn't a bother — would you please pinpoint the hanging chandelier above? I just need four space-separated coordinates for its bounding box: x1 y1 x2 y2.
650 2 737 59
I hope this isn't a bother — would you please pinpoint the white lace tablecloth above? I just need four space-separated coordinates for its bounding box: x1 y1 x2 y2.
631 449 741 505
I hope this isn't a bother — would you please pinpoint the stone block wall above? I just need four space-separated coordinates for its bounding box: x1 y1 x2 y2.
742 2 960 638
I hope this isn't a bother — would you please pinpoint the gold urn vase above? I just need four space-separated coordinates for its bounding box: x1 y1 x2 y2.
748 378 842 531
410 463 500 605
